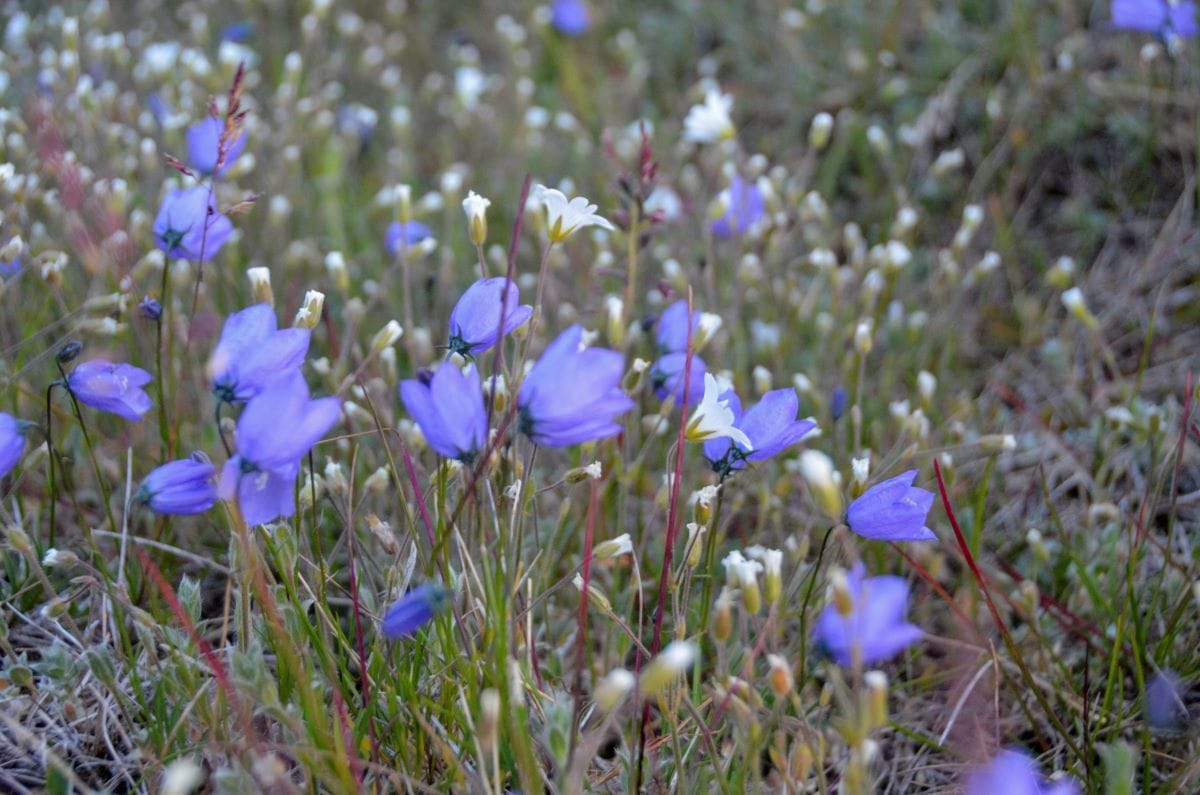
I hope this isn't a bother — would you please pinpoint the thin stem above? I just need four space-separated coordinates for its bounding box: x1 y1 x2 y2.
45 382 59 547
797 526 835 686
623 205 640 331
154 262 170 461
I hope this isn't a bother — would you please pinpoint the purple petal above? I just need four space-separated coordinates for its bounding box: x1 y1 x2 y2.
448 278 532 355
0 413 26 479
237 466 297 526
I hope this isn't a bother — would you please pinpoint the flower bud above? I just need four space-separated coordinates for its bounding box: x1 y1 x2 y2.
712 588 734 641
692 484 718 526
798 450 843 520
325 251 349 292
479 688 500 752
640 641 695 696
1061 287 1098 331
371 320 404 353
808 112 834 151
593 533 633 560
829 568 854 617
246 266 273 306
594 668 635 713
685 522 706 568
979 434 1016 453
463 190 490 246
766 654 794 697
864 670 888 728
572 573 611 613
854 321 873 354
42 547 80 569
917 370 936 408
293 289 325 329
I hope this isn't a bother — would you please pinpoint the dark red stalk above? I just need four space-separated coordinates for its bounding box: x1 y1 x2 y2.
635 288 695 790
135 546 257 743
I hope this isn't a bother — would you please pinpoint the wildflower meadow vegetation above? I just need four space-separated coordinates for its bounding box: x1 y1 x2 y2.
1 1 1199 792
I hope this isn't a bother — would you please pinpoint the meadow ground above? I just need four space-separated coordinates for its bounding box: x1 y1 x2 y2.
0 1 1198 792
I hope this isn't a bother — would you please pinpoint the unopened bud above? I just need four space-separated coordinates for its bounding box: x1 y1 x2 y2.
479 688 500 752
463 190 490 246
325 251 349 292
712 588 734 641
979 434 1016 453
640 641 695 696
593 533 633 560
41 547 80 569
371 320 404 353
864 670 888 727
294 289 325 329
829 568 854 616
766 654 794 697
685 522 706 568
572 573 611 613
809 112 834 151
594 668 635 713
1061 287 1097 331
798 451 843 520
854 321 873 354
246 266 273 306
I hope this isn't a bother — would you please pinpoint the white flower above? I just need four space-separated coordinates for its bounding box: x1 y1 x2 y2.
683 89 735 143
534 185 614 242
685 373 752 448
462 190 490 245
584 460 603 479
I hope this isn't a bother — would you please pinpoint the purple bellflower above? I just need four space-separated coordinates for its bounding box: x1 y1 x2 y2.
704 388 817 477
186 117 246 176
385 220 433 256
655 299 701 354
381 583 451 639
447 277 533 357
847 469 936 542
551 0 592 36
218 371 341 526
965 750 1081 795
210 304 311 403
400 364 487 463
66 360 153 421
220 22 254 42
135 453 218 515
711 175 765 239
0 255 20 278
814 563 923 667
650 352 707 404
1146 669 1190 732
153 186 234 261
138 296 163 320
1111 0 1198 39
0 413 32 479
518 324 634 447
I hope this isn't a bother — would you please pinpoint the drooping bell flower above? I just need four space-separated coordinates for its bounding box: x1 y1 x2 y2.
399 364 487 463
446 277 532 357
65 360 153 421
518 324 633 447
153 186 234 261
217 371 341 526
209 304 311 403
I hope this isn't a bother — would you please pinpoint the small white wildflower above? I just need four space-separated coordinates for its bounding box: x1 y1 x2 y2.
686 373 752 448
534 184 614 242
683 88 735 143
